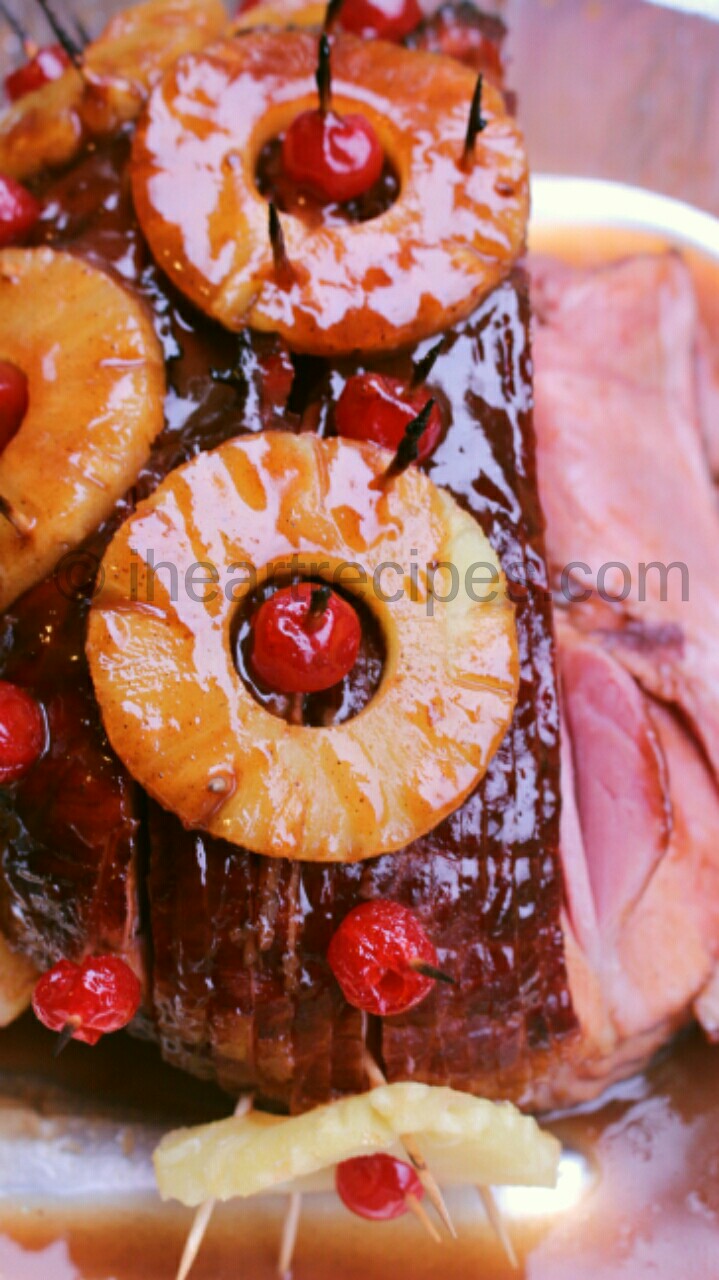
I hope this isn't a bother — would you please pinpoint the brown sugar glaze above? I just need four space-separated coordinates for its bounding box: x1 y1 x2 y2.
0 96 716 1280
0 122 571 1110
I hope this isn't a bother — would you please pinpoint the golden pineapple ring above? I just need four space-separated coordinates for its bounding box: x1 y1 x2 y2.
0 0 227 183
0 248 165 612
233 0 326 30
87 431 518 862
130 31 529 355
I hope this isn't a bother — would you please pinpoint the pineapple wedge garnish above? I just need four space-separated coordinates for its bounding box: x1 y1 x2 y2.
155 1083 560 1206
0 933 37 1028
0 248 165 611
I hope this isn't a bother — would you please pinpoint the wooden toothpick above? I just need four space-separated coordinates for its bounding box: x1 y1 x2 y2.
174 1095 254 1280
406 1192 442 1243
477 1185 518 1270
363 1050 457 1239
277 1190 303 1279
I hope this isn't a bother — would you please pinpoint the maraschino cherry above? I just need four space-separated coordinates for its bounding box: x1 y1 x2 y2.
250 582 361 695
281 34 383 203
0 360 29 452
328 900 449 1016
0 176 41 247
32 954 142 1047
5 44 71 102
335 374 443 462
337 0 422 41
0 681 45 784
336 1153 424 1220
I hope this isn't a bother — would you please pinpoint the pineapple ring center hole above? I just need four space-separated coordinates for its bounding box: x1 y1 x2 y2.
255 137 400 227
233 575 386 728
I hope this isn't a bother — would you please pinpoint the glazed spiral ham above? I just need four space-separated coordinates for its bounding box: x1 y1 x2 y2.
1 0 718 1123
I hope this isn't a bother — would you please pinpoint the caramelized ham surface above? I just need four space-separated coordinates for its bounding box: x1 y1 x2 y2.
0 578 142 973
0 132 576 1110
3 125 719 1114
147 277 577 1111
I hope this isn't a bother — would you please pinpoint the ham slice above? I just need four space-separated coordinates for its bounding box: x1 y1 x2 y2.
555 628 719 1100
532 254 719 1100
532 251 719 782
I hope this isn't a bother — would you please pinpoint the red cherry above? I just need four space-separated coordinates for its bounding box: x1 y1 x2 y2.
336 1153 423 1220
0 682 45 784
328 900 440 1016
0 360 29 452
339 0 422 40
0 175 41 247
5 44 71 103
335 373 443 462
282 109 384 204
32 954 142 1046
250 583 361 695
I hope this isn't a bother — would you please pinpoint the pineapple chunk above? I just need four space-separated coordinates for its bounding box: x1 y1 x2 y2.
233 0 327 30
155 1083 561 1207
0 0 227 182
0 933 37 1027
0 249 165 611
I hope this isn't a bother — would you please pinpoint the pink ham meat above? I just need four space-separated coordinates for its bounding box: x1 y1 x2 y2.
531 252 719 783
555 626 719 1099
531 253 719 1097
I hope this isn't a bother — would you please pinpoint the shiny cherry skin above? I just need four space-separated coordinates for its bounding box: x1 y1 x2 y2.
281 109 384 204
250 582 361 695
339 0 422 40
0 360 29 452
0 176 41 247
328 900 439 1016
5 45 71 102
336 1153 423 1221
0 682 45 784
32 954 142 1046
335 373 443 462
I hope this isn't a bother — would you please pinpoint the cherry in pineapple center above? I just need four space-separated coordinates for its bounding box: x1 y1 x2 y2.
235 577 386 727
259 34 389 212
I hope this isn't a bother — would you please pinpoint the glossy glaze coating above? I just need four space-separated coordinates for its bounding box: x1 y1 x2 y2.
0 115 570 1107
142 274 573 1108
0 573 142 972
0 248 165 612
131 31 528 353
87 431 517 861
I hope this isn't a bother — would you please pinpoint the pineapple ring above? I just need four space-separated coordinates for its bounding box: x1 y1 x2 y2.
0 0 227 183
0 248 165 612
155 1082 561 1206
0 933 37 1029
233 0 326 30
130 31 529 355
87 431 518 862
